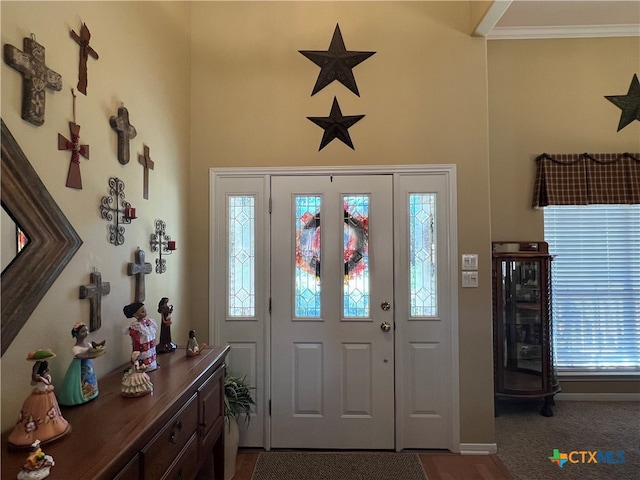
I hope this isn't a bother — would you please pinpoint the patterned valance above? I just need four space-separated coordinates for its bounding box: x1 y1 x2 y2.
532 152 640 208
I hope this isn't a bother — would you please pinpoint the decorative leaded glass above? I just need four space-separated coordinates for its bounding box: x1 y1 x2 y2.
295 196 322 318
409 194 437 316
343 195 369 318
228 196 255 317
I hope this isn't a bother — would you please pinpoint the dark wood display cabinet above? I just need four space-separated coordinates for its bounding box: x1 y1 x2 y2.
2 346 229 480
492 241 560 416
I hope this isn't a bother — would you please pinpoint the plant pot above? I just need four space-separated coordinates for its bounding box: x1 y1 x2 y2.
224 416 240 480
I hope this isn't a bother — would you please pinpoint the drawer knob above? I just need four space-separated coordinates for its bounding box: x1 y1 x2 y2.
170 420 183 444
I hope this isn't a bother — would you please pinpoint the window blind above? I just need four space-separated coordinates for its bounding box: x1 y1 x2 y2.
544 204 640 371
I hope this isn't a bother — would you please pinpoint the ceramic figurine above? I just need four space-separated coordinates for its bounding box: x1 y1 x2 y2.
157 297 177 353
58 322 105 406
123 302 158 371
121 351 154 397
186 330 206 357
8 352 71 448
16 440 55 480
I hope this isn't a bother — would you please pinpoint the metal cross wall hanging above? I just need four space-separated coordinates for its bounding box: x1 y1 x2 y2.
127 248 153 302
99 177 136 246
109 105 137 165
4 34 63 126
58 89 89 189
79 271 110 331
70 23 99 96
138 145 155 200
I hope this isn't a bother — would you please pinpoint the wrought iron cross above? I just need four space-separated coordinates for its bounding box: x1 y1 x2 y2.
138 145 155 200
70 23 99 95
79 271 111 332
3 34 63 126
127 248 152 303
109 105 137 165
58 89 89 189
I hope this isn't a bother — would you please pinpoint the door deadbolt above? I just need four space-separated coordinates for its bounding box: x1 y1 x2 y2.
381 301 391 311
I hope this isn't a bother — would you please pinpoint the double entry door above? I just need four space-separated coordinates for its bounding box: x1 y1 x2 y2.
270 175 394 449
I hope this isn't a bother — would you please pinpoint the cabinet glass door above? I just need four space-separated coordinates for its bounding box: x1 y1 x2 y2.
499 258 543 392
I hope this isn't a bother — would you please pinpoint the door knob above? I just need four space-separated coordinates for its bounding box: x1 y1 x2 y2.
381 301 391 311
380 322 392 332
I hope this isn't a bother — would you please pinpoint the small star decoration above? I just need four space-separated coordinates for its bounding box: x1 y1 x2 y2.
300 24 376 97
308 96 364 151
605 74 640 131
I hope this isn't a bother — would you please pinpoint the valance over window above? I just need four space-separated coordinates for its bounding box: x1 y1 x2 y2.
532 152 640 208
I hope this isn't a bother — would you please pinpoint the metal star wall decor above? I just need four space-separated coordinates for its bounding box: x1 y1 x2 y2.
300 24 376 97
605 74 640 131
308 96 365 151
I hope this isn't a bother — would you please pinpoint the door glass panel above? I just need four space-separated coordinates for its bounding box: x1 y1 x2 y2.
343 195 369 318
295 196 322 318
409 194 437 316
228 196 255 317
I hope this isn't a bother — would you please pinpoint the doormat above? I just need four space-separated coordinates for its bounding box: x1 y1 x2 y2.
251 452 428 480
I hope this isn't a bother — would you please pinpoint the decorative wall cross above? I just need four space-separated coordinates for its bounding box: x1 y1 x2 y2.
99 177 135 246
58 89 89 189
79 271 111 332
3 34 63 126
70 23 99 96
127 248 152 303
109 105 137 165
138 145 155 200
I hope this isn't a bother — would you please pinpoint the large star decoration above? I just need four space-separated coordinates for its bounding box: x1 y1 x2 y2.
300 24 376 97
605 74 640 131
308 97 365 151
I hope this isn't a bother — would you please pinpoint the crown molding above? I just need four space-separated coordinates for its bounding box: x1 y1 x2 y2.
488 24 640 40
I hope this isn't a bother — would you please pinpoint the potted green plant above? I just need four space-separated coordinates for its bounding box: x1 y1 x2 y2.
224 374 255 480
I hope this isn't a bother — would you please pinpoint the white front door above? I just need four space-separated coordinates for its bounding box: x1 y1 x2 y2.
270 175 395 449
211 166 458 452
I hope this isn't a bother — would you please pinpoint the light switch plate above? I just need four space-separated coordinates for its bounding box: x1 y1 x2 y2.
462 271 478 288
461 254 478 271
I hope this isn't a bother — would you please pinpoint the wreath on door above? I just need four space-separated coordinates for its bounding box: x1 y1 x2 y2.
296 207 368 280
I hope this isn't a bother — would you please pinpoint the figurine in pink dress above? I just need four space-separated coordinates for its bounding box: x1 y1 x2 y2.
123 302 158 371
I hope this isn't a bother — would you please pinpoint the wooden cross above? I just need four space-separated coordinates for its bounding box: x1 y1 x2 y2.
58 90 89 189
109 105 137 165
70 23 99 96
3 34 63 126
138 145 155 200
127 248 152 303
79 271 111 332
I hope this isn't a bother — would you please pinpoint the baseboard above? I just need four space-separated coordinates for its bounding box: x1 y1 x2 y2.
556 392 640 401
459 443 497 455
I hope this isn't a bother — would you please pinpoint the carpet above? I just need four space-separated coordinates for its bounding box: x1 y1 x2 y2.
496 399 640 480
251 452 428 480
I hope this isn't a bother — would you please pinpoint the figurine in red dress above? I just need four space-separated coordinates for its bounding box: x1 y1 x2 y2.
123 302 158 371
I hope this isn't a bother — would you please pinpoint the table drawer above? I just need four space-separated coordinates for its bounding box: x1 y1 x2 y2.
161 433 198 480
142 393 198 479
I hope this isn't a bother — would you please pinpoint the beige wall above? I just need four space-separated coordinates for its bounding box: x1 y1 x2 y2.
487 37 640 395
1 1 192 431
488 37 640 241
189 1 495 444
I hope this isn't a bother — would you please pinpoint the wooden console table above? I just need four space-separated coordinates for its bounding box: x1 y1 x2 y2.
2 346 229 480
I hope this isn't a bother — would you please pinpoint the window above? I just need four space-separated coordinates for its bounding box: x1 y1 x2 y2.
544 205 640 371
